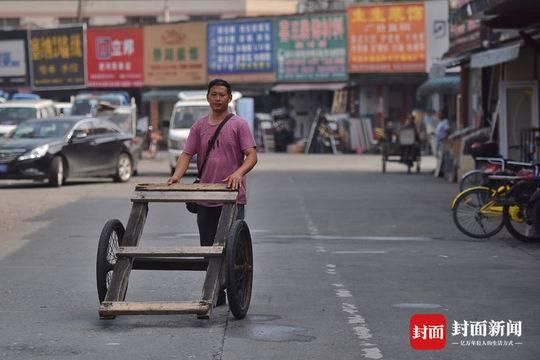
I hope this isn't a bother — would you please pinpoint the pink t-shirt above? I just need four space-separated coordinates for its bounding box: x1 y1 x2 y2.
183 114 256 206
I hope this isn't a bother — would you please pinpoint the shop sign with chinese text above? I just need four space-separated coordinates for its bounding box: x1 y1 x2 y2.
144 22 207 86
208 19 275 83
275 14 347 82
30 26 86 89
348 3 426 73
87 27 143 88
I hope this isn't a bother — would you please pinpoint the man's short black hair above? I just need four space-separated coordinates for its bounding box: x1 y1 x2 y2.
207 79 232 96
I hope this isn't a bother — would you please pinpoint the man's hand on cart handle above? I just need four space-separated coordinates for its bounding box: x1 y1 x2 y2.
223 171 243 190
167 176 180 185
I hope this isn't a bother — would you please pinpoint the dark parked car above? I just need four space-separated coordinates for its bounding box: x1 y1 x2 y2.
0 116 139 186
96 105 145 160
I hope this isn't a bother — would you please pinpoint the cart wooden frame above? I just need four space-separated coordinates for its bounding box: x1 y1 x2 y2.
96 183 253 320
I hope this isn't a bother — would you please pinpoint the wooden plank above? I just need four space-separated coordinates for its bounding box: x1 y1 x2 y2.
99 301 210 316
117 246 224 258
104 202 148 303
135 183 236 192
198 204 237 319
214 204 237 246
132 258 208 271
131 191 238 203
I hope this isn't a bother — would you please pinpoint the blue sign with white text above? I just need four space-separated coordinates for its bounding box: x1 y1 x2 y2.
0 30 29 87
208 19 274 74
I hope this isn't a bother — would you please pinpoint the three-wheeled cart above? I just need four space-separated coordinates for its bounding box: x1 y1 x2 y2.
96 183 253 320
381 127 421 174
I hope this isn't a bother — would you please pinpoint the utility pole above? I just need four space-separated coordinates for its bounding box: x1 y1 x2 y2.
164 0 170 23
76 0 84 22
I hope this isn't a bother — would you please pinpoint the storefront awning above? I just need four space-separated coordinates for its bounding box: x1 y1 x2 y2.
271 82 347 92
416 76 461 99
470 43 521 68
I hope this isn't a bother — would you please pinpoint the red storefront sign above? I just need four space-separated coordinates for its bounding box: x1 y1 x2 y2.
87 27 143 88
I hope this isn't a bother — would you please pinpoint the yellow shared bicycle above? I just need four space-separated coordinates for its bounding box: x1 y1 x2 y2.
451 176 540 241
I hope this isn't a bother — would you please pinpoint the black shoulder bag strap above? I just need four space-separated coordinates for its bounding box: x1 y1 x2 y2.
196 113 234 180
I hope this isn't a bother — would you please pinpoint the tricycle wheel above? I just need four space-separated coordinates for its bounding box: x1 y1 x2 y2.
96 219 125 305
226 220 253 320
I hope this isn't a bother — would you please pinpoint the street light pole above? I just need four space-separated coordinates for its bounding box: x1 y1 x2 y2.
77 0 84 22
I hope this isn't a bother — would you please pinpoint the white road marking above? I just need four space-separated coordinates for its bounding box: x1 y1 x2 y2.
332 250 387 254
363 348 383 359
314 235 431 241
340 303 384 359
290 177 383 358
328 276 383 359
392 303 442 309
262 234 432 241
326 264 337 275
265 234 312 239
336 289 353 297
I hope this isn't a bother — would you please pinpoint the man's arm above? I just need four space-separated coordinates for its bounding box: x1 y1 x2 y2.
167 152 193 185
223 147 257 190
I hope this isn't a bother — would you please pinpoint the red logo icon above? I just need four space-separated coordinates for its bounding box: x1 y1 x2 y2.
410 314 447 350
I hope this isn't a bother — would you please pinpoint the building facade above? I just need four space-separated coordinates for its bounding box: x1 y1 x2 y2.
444 0 540 177
0 0 300 28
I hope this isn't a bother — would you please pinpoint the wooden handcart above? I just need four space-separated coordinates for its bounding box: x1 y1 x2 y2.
381 127 421 174
96 183 253 320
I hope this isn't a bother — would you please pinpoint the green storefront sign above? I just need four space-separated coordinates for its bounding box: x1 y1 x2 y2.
275 13 348 82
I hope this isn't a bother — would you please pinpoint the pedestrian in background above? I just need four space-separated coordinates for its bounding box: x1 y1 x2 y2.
422 109 438 155
434 109 450 175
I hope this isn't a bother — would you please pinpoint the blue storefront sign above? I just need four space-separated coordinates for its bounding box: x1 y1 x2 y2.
208 19 274 74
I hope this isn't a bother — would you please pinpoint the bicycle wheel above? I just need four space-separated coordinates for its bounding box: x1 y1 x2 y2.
459 170 487 192
452 187 504 238
503 182 540 242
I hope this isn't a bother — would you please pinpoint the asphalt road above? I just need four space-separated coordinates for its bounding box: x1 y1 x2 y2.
0 153 539 360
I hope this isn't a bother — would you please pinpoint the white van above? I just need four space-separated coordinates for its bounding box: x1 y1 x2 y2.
0 99 57 137
167 90 242 175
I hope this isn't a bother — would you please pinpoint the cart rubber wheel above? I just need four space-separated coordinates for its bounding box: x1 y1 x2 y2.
225 219 253 320
96 219 125 310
